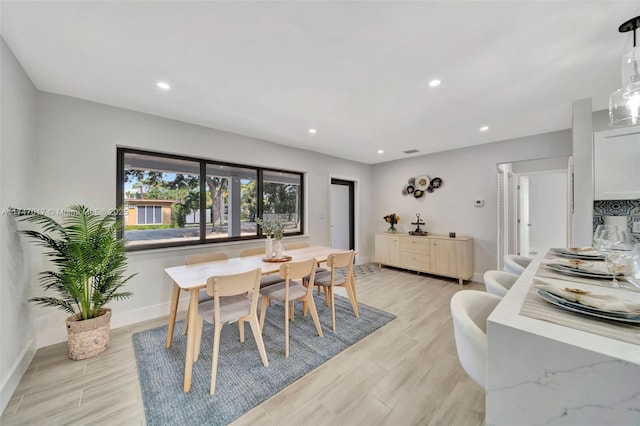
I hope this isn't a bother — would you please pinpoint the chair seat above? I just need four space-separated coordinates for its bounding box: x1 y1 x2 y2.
311 270 347 287
198 289 213 303
260 274 285 288
198 294 251 324
260 280 307 301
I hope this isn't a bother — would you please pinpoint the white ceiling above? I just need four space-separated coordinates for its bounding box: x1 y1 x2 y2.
2 1 638 164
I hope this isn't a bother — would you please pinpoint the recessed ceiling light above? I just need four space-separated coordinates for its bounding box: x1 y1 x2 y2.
428 79 441 87
157 81 171 90
377 149 384 154
480 126 490 132
308 128 317 134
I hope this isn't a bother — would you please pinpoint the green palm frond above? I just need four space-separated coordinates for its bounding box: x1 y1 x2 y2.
21 205 135 320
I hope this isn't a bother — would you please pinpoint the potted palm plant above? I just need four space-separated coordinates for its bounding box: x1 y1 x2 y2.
20 205 135 360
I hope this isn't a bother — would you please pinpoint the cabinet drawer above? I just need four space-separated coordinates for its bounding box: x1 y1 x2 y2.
399 237 430 254
400 252 429 272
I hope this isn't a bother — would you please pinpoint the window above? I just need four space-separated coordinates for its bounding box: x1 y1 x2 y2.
137 205 162 225
117 148 304 250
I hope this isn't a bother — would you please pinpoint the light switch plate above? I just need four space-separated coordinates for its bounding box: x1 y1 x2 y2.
474 200 484 207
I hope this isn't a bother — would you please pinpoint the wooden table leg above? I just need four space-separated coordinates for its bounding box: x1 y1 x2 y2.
183 288 199 392
165 282 181 349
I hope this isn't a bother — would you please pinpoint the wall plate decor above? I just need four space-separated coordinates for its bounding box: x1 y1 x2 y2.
402 175 444 199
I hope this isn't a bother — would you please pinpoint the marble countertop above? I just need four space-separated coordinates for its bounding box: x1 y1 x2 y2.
488 250 640 365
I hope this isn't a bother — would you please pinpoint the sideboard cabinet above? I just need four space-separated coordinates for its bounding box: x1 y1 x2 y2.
375 233 473 285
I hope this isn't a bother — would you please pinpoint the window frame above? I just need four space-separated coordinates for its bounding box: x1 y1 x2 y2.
116 147 304 251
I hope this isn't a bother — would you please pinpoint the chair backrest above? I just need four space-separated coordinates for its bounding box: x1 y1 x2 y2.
503 254 532 275
284 242 309 250
239 246 265 257
279 257 317 281
483 270 519 298
185 252 229 265
206 268 262 322
326 250 355 269
450 290 502 389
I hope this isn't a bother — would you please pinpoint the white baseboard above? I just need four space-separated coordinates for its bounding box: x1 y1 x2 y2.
36 298 190 348
1 338 36 415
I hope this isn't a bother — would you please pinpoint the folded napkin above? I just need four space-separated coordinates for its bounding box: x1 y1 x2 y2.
536 282 640 314
562 247 602 256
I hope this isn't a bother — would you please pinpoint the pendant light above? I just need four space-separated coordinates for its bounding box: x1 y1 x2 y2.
609 16 640 127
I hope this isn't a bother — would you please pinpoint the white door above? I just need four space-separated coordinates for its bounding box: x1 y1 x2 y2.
528 172 568 253
518 176 530 256
330 183 350 250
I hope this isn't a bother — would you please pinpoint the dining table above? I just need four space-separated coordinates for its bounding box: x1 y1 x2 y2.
163 245 356 392
486 249 640 425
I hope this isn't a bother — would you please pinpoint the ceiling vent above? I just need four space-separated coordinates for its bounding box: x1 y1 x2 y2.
403 149 419 154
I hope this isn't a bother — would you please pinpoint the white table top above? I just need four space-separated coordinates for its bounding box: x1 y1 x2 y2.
488 250 640 365
164 245 337 290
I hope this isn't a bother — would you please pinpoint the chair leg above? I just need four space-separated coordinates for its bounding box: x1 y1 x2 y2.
259 295 269 331
210 322 224 395
238 319 245 342
166 283 181 349
306 294 324 338
343 279 359 318
323 286 329 305
194 317 204 362
330 286 336 332
289 301 295 321
284 298 290 357
248 314 269 367
183 302 191 335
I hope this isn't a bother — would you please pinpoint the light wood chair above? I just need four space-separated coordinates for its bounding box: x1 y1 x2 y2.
304 250 358 331
483 270 519 298
284 242 309 250
450 290 501 389
239 246 284 288
259 258 323 357
193 268 269 394
239 246 265 257
182 252 229 335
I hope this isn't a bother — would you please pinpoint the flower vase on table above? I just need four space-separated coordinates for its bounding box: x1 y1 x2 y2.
265 236 273 259
383 213 400 234
274 239 283 259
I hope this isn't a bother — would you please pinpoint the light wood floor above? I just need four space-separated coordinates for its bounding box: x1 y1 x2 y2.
1 267 486 425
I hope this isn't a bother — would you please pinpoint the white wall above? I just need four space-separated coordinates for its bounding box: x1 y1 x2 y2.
528 172 568 251
0 38 38 413
572 98 593 246
28 92 373 346
370 130 572 278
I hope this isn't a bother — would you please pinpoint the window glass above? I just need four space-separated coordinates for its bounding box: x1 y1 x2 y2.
205 164 257 240
262 170 302 234
123 152 200 246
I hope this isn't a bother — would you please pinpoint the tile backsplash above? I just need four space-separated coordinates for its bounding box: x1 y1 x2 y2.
593 199 640 242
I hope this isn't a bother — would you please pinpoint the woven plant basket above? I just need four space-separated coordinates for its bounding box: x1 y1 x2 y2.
65 308 112 360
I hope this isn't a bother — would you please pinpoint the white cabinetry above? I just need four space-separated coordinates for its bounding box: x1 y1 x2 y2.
594 126 640 200
374 233 474 285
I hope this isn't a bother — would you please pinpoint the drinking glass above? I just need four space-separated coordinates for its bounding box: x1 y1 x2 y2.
623 243 640 290
605 230 632 288
592 224 619 253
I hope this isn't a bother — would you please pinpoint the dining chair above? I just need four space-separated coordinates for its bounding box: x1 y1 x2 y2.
503 254 532 275
182 252 230 335
193 268 269 394
304 250 358 331
239 246 265 257
483 270 519 298
239 246 284 288
450 290 501 389
259 258 323 357
284 242 309 250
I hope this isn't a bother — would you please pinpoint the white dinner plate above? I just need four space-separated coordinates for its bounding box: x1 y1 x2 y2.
414 175 430 190
546 263 618 279
537 289 640 323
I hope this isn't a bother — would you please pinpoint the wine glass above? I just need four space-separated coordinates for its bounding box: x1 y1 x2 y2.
605 229 632 288
592 224 620 259
623 243 640 290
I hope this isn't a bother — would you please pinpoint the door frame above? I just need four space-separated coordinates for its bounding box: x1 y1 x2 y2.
329 177 356 251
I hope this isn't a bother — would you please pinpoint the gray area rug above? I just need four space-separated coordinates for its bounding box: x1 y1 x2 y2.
133 291 395 425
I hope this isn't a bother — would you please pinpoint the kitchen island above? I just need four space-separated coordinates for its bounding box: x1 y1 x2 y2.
486 251 640 425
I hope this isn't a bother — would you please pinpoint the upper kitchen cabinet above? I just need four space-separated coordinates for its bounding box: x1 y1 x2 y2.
593 126 640 200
